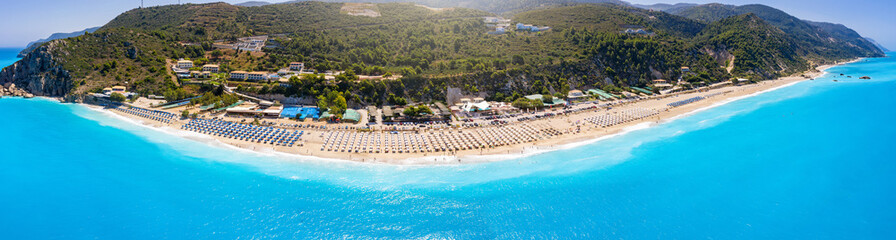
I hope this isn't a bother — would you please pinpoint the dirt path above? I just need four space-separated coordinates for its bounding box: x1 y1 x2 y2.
726 55 735 73
165 59 181 87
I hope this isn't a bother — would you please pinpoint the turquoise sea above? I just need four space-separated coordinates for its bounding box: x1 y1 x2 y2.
2 49 896 239
0 48 20 67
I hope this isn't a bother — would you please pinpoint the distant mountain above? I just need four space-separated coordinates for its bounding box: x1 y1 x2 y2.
863 37 890 52
803 20 882 53
663 3 738 22
426 0 630 14
276 0 629 14
632 3 697 12
235 1 272 7
18 27 100 57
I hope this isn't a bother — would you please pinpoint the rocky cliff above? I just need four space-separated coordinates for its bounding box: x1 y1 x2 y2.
0 41 74 97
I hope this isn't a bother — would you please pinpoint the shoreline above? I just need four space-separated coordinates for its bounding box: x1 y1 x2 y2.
12 60 856 165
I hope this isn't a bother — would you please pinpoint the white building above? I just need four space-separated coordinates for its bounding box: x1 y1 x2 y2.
461 98 492 113
230 71 248 80
176 60 194 69
174 68 191 79
235 36 268 52
516 23 550 32
289 62 304 71
532 26 551 32
624 28 650 35
247 72 268 81
191 71 211 79
201 64 219 73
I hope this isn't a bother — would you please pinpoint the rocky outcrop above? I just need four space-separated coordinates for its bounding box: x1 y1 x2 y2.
0 83 35 98
63 93 89 103
0 40 74 97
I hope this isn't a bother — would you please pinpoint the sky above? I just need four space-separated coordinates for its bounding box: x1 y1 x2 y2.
0 0 893 49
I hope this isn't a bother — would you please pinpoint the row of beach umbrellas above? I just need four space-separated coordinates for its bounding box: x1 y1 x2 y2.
183 119 303 147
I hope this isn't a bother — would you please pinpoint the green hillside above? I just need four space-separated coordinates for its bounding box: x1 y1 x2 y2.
668 4 884 63
696 13 806 79
513 4 704 38
664 3 740 22
103 2 489 42
510 4 727 86
1 2 884 106
279 0 629 14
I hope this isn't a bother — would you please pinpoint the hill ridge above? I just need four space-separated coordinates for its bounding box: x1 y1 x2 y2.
0 2 884 107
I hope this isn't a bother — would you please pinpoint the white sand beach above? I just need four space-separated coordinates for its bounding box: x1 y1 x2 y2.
94 61 851 165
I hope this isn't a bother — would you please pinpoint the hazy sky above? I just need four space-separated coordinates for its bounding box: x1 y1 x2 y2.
1 0 893 49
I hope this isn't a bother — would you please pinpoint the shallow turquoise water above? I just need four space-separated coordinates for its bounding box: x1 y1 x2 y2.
2 53 896 239
0 48 20 68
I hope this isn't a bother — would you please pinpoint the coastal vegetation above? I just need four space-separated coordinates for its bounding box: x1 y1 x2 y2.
191 90 241 109
109 92 126 102
695 13 806 79
667 4 883 61
1 1 883 106
512 97 545 109
317 90 348 116
402 105 434 117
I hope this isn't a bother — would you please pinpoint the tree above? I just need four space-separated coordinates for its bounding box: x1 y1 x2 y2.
404 105 433 117
403 107 418 117
317 95 328 112
512 98 534 109
214 84 226 96
110 93 126 102
417 105 433 115
511 55 526 65
182 110 190 119
335 69 358 82
531 99 544 108
492 92 505 102
210 50 223 60
605 67 617 79
192 58 209 66
164 88 190 102
399 67 417 77
542 94 553 104
387 93 407 106
330 91 347 115
318 90 347 116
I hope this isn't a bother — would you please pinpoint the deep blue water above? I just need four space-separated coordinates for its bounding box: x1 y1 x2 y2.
2 53 896 239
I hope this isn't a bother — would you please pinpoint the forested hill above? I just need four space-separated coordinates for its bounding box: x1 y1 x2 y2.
0 2 884 106
695 13 805 77
513 4 705 38
102 2 489 41
666 3 883 62
278 0 629 14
